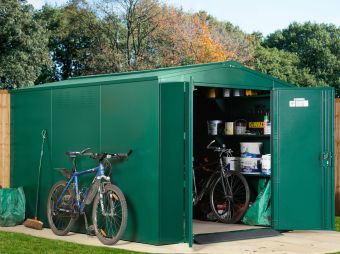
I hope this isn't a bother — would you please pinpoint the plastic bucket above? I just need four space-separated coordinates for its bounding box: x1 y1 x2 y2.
207 120 223 135
240 157 261 173
223 156 240 171
240 142 263 156
233 89 244 97
223 89 231 97
261 154 271 175
235 119 247 135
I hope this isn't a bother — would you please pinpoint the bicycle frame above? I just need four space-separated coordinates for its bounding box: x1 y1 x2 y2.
55 162 107 214
193 170 219 205
193 144 232 205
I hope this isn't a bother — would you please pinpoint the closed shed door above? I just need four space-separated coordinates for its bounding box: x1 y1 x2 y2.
272 88 334 230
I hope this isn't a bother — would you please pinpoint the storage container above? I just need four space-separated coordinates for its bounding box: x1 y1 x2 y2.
240 157 261 173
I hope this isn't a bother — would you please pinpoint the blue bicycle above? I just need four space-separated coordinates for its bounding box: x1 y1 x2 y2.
47 148 132 245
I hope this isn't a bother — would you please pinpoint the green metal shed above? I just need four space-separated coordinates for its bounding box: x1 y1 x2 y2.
10 61 335 246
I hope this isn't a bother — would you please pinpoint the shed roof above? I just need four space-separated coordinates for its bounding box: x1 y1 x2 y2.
12 61 294 92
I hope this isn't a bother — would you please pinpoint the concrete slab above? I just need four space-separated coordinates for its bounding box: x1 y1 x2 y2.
1 225 340 254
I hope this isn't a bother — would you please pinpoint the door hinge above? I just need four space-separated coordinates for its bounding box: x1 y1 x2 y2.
184 132 186 140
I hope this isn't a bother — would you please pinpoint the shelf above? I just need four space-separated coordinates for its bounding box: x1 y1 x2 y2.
241 172 271 178
211 134 270 138
226 134 270 138
211 94 270 100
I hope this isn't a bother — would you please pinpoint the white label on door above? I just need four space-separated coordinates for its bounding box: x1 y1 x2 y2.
289 101 296 107
289 98 309 107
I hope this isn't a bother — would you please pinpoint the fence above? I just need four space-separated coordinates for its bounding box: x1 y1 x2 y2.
335 99 340 216
0 90 10 188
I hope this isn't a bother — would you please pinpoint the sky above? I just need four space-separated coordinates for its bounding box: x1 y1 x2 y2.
27 0 340 35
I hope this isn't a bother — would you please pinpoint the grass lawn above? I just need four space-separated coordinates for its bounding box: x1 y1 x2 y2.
336 217 340 232
0 231 147 254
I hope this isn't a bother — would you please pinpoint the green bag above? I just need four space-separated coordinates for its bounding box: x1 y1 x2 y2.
242 180 271 226
0 187 26 226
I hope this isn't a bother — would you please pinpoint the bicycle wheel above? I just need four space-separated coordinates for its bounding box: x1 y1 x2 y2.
47 180 77 236
92 183 127 245
210 171 250 224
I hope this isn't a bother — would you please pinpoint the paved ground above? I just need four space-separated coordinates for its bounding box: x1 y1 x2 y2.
1 225 340 254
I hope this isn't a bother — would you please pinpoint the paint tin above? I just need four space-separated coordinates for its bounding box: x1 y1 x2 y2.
223 89 231 97
225 122 234 135
207 120 223 135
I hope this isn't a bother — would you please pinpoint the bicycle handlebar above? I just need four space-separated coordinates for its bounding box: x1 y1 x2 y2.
66 149 133 161
206 140 233 154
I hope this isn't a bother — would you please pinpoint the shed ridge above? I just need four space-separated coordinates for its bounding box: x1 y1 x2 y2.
12 60 294 92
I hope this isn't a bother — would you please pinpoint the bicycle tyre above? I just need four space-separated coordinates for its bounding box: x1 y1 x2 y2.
46 180 77 236
92 183 127 245
210 171 250 224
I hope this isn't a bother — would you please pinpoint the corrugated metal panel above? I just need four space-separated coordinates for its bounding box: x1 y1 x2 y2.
100 80 161 243
10 80 164 244
10 89 52 222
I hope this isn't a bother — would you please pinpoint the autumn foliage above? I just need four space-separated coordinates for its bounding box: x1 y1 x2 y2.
153 6 231 66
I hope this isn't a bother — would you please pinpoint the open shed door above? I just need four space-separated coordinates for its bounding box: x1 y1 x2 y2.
272 87 334 230
184 80 194 247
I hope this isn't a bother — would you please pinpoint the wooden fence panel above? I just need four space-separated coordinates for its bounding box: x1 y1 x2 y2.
335 99 340 216
0 90 10 188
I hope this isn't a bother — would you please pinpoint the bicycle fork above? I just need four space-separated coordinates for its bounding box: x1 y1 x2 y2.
99 183 116 217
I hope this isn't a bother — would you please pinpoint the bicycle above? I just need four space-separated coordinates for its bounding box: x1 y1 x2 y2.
46 148 132 245
193 140 250 224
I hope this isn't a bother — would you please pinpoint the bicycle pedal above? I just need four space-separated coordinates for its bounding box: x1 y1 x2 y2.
100 229 107 237
87 225 96 236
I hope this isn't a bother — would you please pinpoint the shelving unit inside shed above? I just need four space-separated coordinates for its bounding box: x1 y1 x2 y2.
192 86 272 235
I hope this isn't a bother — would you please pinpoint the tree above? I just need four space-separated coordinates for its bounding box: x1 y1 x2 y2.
264 22 340 93
96 0 161 70
35 2 111 81
253 45 322 87
207 14 255 64
151 6 232 67
0 0 51 88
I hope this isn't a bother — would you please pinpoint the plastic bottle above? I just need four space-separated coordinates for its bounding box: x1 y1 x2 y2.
264 113 269 135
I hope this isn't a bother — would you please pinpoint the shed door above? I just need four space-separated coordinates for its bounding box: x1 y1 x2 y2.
272 88 334 230
184 81 194 247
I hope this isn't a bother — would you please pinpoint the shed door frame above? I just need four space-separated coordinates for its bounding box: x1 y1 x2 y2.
185 82 272 246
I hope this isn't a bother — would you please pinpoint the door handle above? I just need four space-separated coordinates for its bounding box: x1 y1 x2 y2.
322 152 332 167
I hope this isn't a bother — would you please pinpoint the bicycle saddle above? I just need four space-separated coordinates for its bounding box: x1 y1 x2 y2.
65 148 92 157
65 151 77 157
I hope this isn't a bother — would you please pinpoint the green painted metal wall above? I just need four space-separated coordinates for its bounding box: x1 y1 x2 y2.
159 82 186 244
100 81 161 243
11 78 165 244
11 90 53 225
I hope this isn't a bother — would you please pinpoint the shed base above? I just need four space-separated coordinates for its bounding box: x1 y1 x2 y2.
193 219 265 234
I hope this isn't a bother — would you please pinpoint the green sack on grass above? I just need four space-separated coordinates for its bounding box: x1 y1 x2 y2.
0 187 26 226
242 180 271 226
